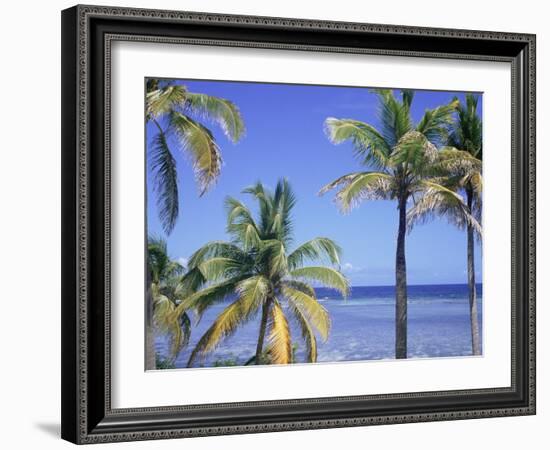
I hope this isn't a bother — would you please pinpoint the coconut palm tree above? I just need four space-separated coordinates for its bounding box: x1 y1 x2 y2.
147 236 194 364
175 179 349 367
319 89 476 359
408 94 483 355
146 78 245 234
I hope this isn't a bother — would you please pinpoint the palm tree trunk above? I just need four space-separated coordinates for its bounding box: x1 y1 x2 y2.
395 194 408 359
145 269 156 370
255 299 271 365
466 189 481 356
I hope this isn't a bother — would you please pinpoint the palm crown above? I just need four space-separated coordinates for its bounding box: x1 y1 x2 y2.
319 89 465 210
147 236 192 361
177 179 350 367
319 89 479 359
406 93 483 355
146 79 245 234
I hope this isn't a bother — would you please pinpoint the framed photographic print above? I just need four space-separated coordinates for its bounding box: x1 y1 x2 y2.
61 4 536 444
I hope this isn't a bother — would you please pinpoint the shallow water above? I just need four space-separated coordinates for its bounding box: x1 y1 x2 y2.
155 283 483 368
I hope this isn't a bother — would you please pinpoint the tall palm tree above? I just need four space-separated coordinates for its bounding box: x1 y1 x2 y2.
408 94 483 355
147 236 194 364
175 179 349 367
146 78 245 234
319 89 470 359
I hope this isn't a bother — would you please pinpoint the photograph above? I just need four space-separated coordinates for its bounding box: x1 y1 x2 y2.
57 4 536 444
145 78 484 370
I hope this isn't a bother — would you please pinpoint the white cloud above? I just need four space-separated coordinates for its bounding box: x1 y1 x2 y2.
178 257 189 268
342 262 366 274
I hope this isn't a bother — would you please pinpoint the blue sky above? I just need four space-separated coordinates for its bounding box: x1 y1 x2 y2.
146 79 482 286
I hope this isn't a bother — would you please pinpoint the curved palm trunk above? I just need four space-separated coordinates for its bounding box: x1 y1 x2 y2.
395 194 408 359
466 189 481 356
255 299 272 365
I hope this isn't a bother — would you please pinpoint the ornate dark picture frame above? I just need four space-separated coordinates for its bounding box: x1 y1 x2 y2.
61 4 536 444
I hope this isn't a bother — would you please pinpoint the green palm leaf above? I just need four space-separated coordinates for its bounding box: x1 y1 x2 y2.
151 282 192 362
271 178 297 242
390 130 438 171
408 180 482 237
225 197 256 226
177 276 247 320
146 84 187 118
260 239 288 277
372 89 412 147
290 266 349 297
149 133 179 234
448 94 482 159
281 280 316 297
287 237 342 269
235 275 270 313
319 172 393 213
433 147 482 176
169 111 222 195
185 92 245 143
242 181 274 233
188 241 248 269
324 118 391 168
415 99 458 145
197 257 246 281
187 297 254 367
225 197 262 249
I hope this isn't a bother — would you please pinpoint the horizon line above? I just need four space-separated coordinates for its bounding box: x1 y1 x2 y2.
315 282 483 289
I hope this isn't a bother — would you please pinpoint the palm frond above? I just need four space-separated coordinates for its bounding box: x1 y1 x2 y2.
152 290 191 360
270 178 296 243
146 84 187 118
259 239 288 277
169 111 222 195
432 147 482 177
225 197 262 249
447 94 482 160
408 180 482 237
391 130 438 171
469 171 483 217
286 300 318 362
242 181 274 234
225 197 256 225
188 241 248 269
287 237 342 270
372 89 413 147
186 297 253 367
235 275 270 314
324 118 391 168
185 92 245 143
176 276 246 320
320 172 393 213
149 132 179 234
401 89 415 109
266 300 292 364
416 99 458 145
147 236 184 283
228 222 262 251
177 267 206 298
147 236 169 284
290 266 349 297
282 286 331 340
197 257 246 281
281 280 316 297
